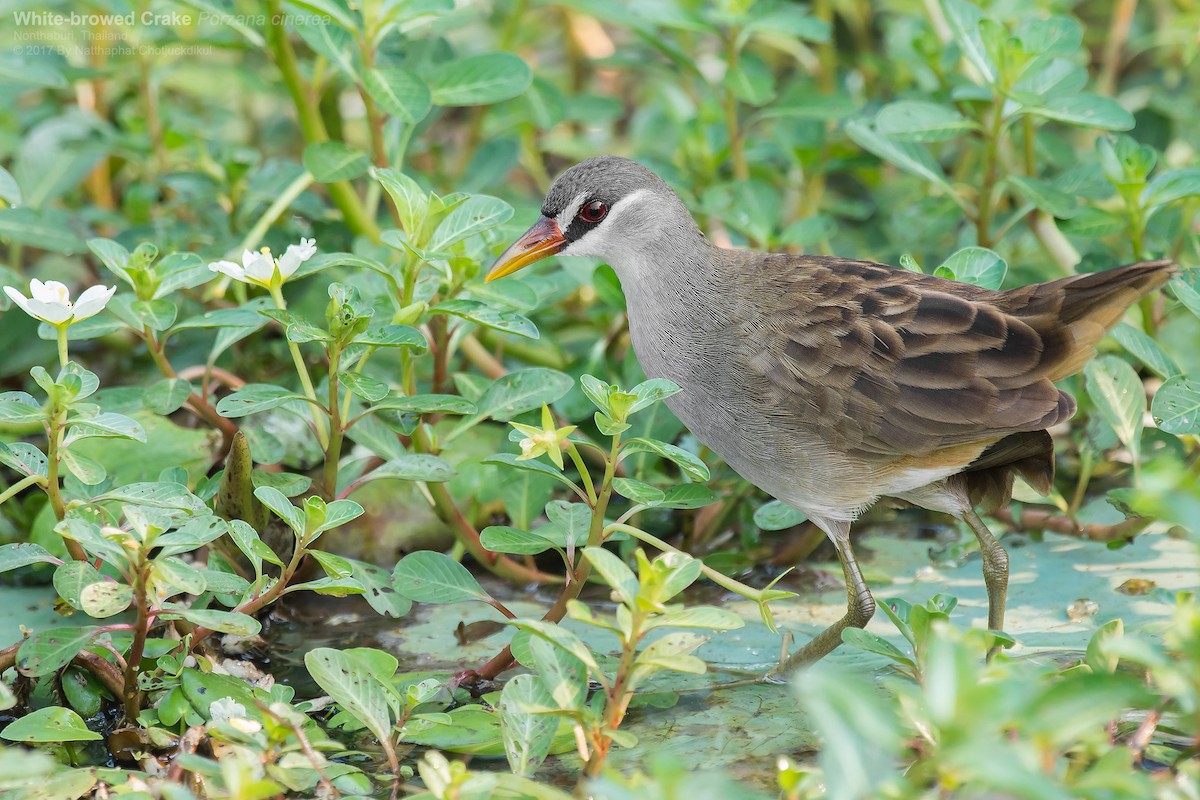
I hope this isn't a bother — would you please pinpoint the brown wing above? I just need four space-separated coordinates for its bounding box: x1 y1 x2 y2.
745 256 1175 461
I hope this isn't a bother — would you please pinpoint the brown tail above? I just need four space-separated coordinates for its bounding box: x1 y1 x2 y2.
999 259 1177 381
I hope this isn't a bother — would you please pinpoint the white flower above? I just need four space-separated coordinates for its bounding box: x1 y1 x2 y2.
3 280 115 326
209 238 317 288
209 697 247 723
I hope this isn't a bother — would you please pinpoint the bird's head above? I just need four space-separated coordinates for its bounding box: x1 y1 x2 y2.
486 156 698 281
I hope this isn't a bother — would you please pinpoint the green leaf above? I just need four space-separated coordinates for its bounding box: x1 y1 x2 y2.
754 500 807 531
499 674 559 777
153 557 207 596
659 484 718 509
480 526 558 555
0 391 44 424
64 412 147 444
470 368 573 423
876 101 977 142
145 378 194 415
620 438 710 481
1084 356 1145 462
59 449 106 485
17 627 99 677
527 635 587 711
841 628 915 667
373 167 428 238
545 500 591 551
1007 174 1079 218
1151 375 1200 435
393 550 491 604
364 67 431 123
583 547 637 605
355 324 428 349
305 648 396 759
0 542 58 573
341 372 390 402
216 384 313 418
933 246 1007 289
79 581 134 618
253 485 306 534
429 195 514 251
1026 94 1135 131
0 706 101 743
510 619 599 672
316 499 365 533
371 393 476 415
482 453 575 489
845 120 961 201
429 53 532 106
724 54 776 107
347 559 413 618
941 0 996 84
0 207 86 253
1111 323 1180 380
161 606 262 635
1142 168 1200 210
645 606 744 631
53 561 107 609
430 298 538 339
613 478 665 506
0 442 48 478
303 141 369 183
366 454 456 483
93 481 206 512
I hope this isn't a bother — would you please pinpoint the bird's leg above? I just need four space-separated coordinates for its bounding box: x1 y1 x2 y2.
962 505 1009 656
767 538 875 679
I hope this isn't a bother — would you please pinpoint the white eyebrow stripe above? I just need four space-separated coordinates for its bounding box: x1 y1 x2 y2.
556 192 588 232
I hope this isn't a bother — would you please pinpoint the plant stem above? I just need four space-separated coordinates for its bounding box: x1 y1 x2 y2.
123 561 151 720
55 326 69 371
322 346 344 500
268 283 330 448
265 0 379 241
722 32 749 182
144 330 238 444
0 473 43 506
44 411 86 561
606 522 768 601
236 171 315 257
976 96 1006 248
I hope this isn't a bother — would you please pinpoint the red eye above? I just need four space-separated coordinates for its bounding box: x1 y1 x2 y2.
578 200 607 223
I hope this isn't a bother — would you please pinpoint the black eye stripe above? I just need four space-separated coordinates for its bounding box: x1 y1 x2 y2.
562 197 611 242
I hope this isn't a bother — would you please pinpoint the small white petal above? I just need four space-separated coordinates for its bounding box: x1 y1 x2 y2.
25 298 72 324
31 280 71 305
242 251 277 284
276 238 318 280
3 286 33 317
71 285 116 321
208 260 245 280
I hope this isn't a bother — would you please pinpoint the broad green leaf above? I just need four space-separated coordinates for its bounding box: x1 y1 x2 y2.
659 484 718 509
217 383 313 418
393 551 491 604
613 478 665 506
0 391 44 424
527 635 587 711
510 619 599 672
482 453 575 489
934 247 1007 289
1007 174 1079 218
429 53 532 106
1151 375 1200 435
315 499 365 533
17 627 99 677
306 648 397 758
59 448 106 485
429 195 514 251
724 54 776 107
144 377 194 415
161 606 262 635
1026 94 1135 131
645 606 744 631
1084 356 1144 462
53 561 107 609
0 441 47 477
364 67 431 123
876 101 977 142
499 674 558 777
79 581 134 618
1142 168 1200 210
480 526 558 555
754 500 808 531
0 542 58 573
469 368 573 422
845 121 961 200
355 324 427 349
620 438 710 481
941 0 996 84
366 454 456 483
303 141 369 183
583 547 637 605
430 298 538 339
0 706 101 743
348 559 413 618
64 412 147 444
629 378 683 414
545 501 591 551
842 628 915 667
152 557 207 596
1111 323 1180 380
373 167 428 238
341 372 390 402
254 486 306 534
371 393 476 415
